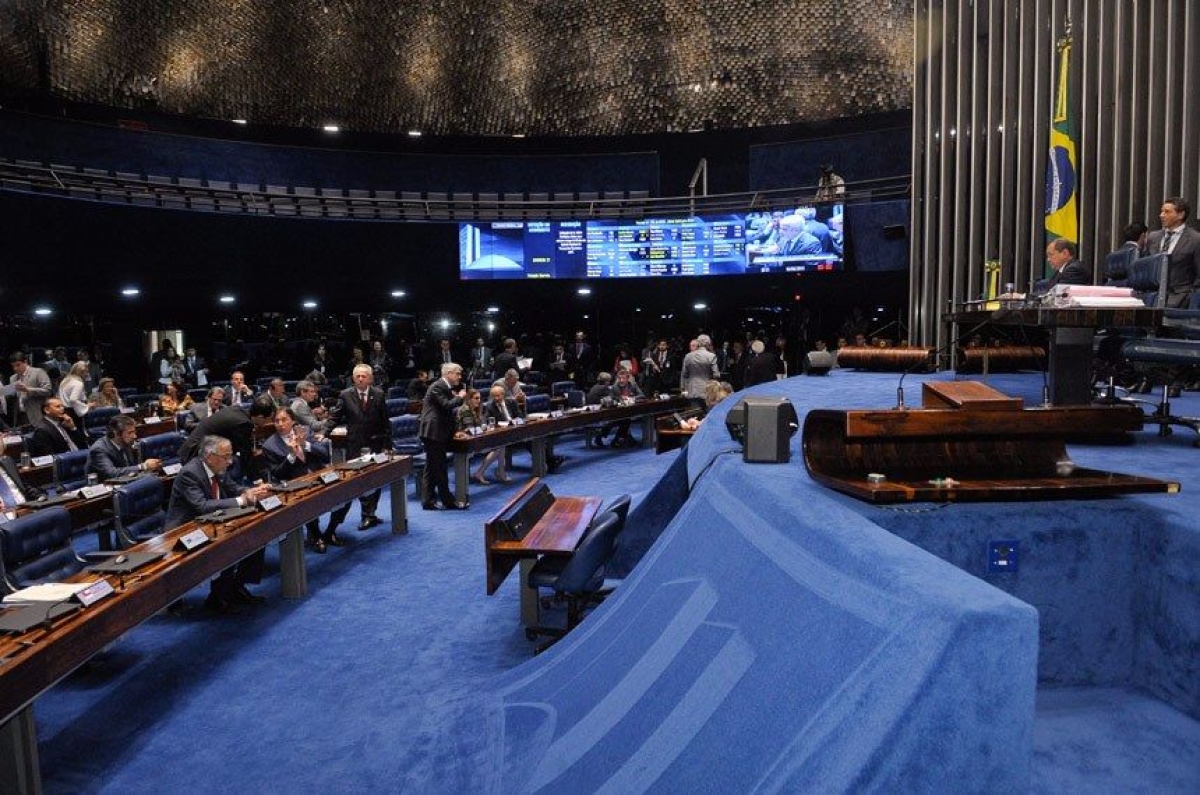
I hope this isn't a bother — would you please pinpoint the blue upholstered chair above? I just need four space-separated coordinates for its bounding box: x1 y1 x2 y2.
83 406 120 439
113 476 167 548
386 385 408 400
0 506 84 591
187 388 207 402
390 415 422 455
1124 253 1170 307
550 380 576 398
525 394 551 414
1102 246 1138 287
137 431 186 466
53 449 90 492
472 378 494 391
566 389 585 409
525 511 622 648
385 397 410 417
125 392 161 408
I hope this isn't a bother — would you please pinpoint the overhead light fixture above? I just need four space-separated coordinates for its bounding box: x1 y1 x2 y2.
219 295 235 304
512 133 526 139
232 119 247 125
439 319 451 330
577 287 592 296
407 130 422 137
486 322 495 332
390 290 406 298
323 124 340 133
121 287 141 297
302 300 318 309
486 306 499 313
693 302 708 310
34 306 52 316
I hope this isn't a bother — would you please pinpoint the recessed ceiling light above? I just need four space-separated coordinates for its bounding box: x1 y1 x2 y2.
121 287 140 297
232 119 247 125
577 287 592 296
390 290 406 298
34 307 52 316
219 295 235 304
302 300 318 309
407 130 422 137
693 302 707 310
323 124 340 133
486 306 499 313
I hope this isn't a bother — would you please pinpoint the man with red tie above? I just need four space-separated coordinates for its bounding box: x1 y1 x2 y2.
337 363 390 529
164 435 271 613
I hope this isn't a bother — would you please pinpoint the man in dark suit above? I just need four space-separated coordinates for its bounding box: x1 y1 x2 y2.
86 415 163 481
262 406 349 552
188 386 226 429
419 362 466 510
0 436 44 508
178 396 275 483
337 363 390 529
27 397 88 456
491 338 519 381
182 346 207 387
1041 239 1092 290
1143 197 1199 308
164 434 271 613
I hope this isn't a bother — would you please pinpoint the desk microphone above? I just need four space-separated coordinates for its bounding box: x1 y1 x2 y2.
895 312 1004 409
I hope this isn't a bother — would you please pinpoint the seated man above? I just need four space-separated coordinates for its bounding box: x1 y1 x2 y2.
262 407 348 553
27 396 88 456
189 386 226 428
164 434 271 614
290 380 332 436
595 368 644 447
492 369 527 403
0 436 44 509
225 370 256 405
406 369 431 401
86 415 163 480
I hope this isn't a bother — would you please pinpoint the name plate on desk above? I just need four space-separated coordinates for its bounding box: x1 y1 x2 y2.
319 471 340 485
371 452 390 464
467 426 483 436
143 415 164 425
119 407 135 414
174 529 210 552
79 484 113 500
162 462 182 476
550 409 565 418
75 579 115 607
2 434 21 446
31 455 54 467
512 417 527 425
257 495 283 512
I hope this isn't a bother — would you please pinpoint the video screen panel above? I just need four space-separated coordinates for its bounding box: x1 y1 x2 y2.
459 205 843 280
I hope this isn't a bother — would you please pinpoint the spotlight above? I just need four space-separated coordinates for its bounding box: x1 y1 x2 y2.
390 290 406 298
322 124 340 133
34 307 52 316
302 300 318 309
407 130 422 138
577 287 592 296
231 119 247 125
219 295 236 304
121 287 141 297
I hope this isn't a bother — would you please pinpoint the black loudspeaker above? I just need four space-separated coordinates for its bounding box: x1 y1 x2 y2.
725 397 799 463
882 223 908 240
804 351 834 375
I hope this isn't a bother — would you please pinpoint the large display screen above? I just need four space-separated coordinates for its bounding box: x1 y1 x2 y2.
459 205 843 280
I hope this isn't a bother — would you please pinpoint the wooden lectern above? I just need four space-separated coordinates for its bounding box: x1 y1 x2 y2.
802 381 1180 503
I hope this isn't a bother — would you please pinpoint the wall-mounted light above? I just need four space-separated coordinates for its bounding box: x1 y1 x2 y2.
322 124 340 133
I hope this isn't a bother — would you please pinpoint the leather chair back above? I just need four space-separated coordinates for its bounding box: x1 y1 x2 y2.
113 476 166 547
385 398 409 417
137 431 186 465
525 394 551 414
390 415 422 455
83 406 120 439
0 506 81 589
54 449 91 491
553 512 621 595
1125 253 1170 307
551 380 576 397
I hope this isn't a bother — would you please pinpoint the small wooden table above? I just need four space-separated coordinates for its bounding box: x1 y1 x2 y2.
484 480 602 626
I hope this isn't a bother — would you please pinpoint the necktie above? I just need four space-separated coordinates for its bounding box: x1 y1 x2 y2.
1160 231 1175 253
502 401 511 422
58 423 78 452
210 476 220 499
360 392 368 410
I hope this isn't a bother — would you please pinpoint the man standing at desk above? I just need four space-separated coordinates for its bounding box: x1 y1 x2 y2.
1144 197 1199 308
420 362 466 511
165 435 270 614
338 363 389 529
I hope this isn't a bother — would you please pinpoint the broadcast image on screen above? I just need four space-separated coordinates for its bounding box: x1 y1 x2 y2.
458 205 843 280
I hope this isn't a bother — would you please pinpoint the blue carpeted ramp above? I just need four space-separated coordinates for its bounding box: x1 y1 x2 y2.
452 399 1040 791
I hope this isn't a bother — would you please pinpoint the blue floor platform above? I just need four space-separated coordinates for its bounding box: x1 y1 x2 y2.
31 370 1200 792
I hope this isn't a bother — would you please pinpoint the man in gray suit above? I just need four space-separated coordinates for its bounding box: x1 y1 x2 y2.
8 352 53 426
680 334 721 398
1143 197 1199 308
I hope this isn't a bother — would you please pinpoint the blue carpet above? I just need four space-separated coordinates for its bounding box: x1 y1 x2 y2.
31 372 1200 793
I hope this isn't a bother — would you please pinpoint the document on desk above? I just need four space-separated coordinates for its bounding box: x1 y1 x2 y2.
3 581 94 604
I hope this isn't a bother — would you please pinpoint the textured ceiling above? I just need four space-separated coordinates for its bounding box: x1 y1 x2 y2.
0 0 914 136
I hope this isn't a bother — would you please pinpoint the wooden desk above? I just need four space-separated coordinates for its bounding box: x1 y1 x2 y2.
0 455 411 794
945 306 1162 405
484 480 602 626
450 397 690 503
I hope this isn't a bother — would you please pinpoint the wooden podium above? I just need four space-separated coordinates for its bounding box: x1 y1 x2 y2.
802 381 1180 503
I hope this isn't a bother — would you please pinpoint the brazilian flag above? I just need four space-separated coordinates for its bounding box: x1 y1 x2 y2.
1045 28 1078 251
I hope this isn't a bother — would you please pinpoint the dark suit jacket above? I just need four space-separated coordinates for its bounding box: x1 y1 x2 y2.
1049 259 1093 287
28 418 88 457
178 406 256 477
484 397 523 423
262 432 330 481
491 351 518 379
337 386 389 453
743 353 779 388
163 457 245 530
86 436 142 480
418 378 463 442
0 456 44 502
1144 226 1199 307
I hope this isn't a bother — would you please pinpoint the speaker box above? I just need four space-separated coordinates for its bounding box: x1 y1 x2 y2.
804 350 834 375
742 397 799 463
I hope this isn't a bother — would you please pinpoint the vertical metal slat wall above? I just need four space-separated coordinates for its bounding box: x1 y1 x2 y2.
909 0 1200 350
